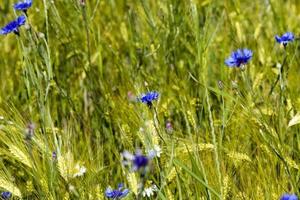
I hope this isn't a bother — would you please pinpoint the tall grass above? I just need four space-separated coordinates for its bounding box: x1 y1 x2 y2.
0 0 299 199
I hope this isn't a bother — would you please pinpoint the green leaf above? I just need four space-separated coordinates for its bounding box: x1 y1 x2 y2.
173 159 221 199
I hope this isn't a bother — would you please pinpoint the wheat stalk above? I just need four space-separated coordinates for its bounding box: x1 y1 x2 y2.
9 145 32 168
0 177 22 198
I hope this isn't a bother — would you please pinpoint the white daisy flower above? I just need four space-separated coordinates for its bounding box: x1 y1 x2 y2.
73 164 86 177
147 145 162 159
142 184 158 197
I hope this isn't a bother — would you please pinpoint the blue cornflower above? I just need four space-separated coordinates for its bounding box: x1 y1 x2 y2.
0 15 26 35
1 191 12 200
275 32 294 46
122 150 150 171
105 183 129 199
225 48 253 68
140 91 159 107
133 154 149 169
280 193 298 200
13 0 32 12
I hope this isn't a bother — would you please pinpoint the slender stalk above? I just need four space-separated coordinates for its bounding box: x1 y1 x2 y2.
206 88 222 199
153 106 166 144
82 4 91 66
269 54 287 96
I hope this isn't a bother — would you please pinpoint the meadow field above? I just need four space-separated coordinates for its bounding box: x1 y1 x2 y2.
0 0 300 199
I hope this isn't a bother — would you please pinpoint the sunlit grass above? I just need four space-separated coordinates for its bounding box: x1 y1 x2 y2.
0 0 299 199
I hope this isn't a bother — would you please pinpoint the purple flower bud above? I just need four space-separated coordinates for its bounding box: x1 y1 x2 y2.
166 121 173 133
25 122 35 140
52 151 57 160
79 0 86 6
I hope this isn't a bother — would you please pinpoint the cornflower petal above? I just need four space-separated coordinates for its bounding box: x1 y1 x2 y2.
0 15 26 35
275 32 294 46
105 184 129 199
280 193 298 200
225 48 253 68
13 0 32 11
139 91 159 107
